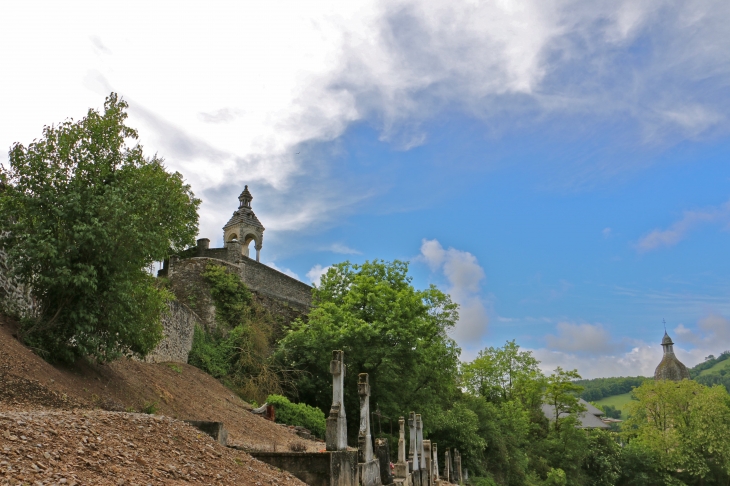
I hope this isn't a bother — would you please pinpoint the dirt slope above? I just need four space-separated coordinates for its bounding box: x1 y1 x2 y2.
0 409 305 485
0 315 322 452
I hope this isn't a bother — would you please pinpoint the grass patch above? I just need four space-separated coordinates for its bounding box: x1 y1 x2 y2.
699 359 730 377
595 392 634 418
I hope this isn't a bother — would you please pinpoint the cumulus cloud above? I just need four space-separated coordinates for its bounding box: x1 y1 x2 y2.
3 0 730 238
419 239 488 345
545 322 622 355
306 264 332 287
636 199 730 251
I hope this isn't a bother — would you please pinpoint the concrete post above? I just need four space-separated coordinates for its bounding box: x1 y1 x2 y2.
454 449 462 484
444 450 450 483
358 373 374 463
432 443 439 483
408 412 419 471
416 415 426 471
423 440 432 486
326 350 347 451
395 417 408 479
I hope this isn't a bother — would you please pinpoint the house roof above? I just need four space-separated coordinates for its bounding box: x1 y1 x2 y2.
540 398 610 429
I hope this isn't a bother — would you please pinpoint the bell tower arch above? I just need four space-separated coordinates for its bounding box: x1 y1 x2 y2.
223 185 265 261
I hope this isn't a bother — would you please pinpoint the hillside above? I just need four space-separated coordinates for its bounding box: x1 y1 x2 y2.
0 314 322 484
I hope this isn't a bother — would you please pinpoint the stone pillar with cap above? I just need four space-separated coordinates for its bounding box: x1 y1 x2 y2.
394 417 408 479
358 373 374 463
325 350 347 451
423 440 432 486
444 450 450 483
454 449 462 484
409 412 419 471
432 443 439 484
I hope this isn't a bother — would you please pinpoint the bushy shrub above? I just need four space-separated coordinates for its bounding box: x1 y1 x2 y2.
266 394 326 439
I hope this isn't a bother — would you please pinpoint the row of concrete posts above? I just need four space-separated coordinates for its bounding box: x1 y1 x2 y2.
325 350 465 486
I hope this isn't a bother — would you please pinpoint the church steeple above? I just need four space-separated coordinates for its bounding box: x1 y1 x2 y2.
223 185 265 261
654 326 690 381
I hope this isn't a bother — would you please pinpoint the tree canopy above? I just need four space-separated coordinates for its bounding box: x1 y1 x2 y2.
0 93 200 362
275 260 461 435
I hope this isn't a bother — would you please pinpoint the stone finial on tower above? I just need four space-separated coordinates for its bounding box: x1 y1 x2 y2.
326 350 347 451
223 185 265 262
238 185 253 208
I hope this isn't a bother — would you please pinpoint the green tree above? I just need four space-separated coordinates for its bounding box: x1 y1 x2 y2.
276 260 461 437
624 380 730 484
0 93 200 362
543 367 585 431
462 340 545 408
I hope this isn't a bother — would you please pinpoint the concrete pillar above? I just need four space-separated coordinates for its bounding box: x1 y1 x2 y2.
423 440 432 486
326 350 347 451
395 417 408 479
408 412 419 471
432 443 439 483
454 449 462 484
444 450 450 483
416 415 426 471
358 373 374 463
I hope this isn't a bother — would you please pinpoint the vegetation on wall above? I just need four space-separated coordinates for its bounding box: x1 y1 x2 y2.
0 93 200 363
187 262 287 404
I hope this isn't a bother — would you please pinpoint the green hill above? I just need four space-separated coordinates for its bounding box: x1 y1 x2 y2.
594 392 633 419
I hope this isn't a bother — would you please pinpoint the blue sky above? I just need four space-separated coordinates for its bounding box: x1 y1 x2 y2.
2 0 730 377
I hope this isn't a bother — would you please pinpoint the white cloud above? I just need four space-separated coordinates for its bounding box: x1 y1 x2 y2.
602 227 612 238
533 314 730 378
636 199 730 251
419 239 488 345
2 0 730 240
328 243 362 255
265 262 300 281
545 322 621 355
306 264 332 287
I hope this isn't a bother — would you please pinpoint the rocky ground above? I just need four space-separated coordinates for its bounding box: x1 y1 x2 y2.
0 315 324 484
0 409 306 485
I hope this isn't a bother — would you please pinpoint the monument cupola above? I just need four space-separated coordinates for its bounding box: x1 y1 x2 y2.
223 185 265 262
654 329 691 381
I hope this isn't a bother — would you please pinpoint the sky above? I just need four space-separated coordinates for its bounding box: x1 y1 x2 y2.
2 0 730 378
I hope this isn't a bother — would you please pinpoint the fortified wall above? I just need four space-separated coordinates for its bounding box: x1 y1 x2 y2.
148 185 313 362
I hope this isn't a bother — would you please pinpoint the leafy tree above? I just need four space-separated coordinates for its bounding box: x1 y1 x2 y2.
0 94 199 362
624 380 730 484
543 367 584 431
462 340 545 408
275 260 461 440
582 430 621 486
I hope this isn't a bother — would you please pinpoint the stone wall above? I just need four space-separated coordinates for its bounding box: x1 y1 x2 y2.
166 256 311 330
250 451 358 486
144 301 198 364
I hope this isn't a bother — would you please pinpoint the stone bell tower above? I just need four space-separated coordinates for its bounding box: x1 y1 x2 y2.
654 330 691 381
223 185 265 262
